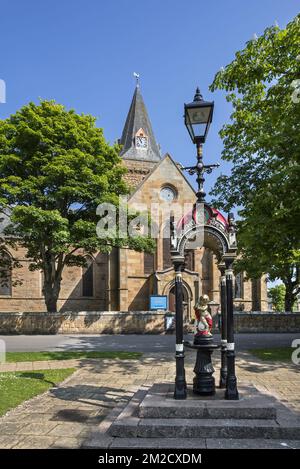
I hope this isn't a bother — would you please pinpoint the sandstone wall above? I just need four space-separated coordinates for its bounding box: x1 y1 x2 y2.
0 311 299 335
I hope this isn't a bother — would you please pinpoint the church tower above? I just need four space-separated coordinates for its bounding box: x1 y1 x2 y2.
119 83 161 188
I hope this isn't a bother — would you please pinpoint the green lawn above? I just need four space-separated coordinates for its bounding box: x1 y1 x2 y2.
0 368 75 416
249 347 292 361
5 350 142 362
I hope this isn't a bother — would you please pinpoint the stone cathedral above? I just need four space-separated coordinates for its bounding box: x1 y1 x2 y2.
0 85 268 316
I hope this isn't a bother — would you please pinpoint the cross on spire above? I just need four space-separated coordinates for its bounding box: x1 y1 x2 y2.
133 72 140 87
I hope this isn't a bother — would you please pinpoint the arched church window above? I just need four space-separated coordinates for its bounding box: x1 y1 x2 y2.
234 272 244 299
82 256 94 297
0 251 12 296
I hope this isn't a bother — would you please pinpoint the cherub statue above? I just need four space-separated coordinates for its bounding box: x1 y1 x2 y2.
194 294 213 337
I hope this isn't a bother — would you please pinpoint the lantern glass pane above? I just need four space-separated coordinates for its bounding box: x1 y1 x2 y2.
187 106 211 124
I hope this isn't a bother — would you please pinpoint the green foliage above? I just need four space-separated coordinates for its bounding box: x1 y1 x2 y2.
268 284 286 312
210 15 300 310
0 100 155 310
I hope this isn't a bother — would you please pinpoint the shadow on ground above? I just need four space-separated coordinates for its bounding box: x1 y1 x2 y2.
237 350 299 374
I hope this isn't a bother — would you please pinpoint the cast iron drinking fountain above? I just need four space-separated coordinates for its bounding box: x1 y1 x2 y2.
184 294 220 395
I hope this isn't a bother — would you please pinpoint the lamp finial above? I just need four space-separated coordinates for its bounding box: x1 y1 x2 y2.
194 87 203 102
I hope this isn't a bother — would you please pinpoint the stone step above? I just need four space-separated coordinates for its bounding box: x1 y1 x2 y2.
139 383 277 420
110 417 300 440
106 438 300 449
139 402 276 420
108 385 300 441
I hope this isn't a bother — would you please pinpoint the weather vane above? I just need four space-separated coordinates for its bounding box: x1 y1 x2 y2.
133 72 140 87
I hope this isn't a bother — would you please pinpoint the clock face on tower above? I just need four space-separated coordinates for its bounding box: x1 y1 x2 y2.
135 128 148 150
136 136 148 149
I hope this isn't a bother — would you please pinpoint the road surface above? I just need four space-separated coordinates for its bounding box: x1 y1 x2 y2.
0 333 298 353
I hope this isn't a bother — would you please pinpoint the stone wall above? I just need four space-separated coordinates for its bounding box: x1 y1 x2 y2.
0 311 166 335
233 312 300 333
122 159 156 188
0 311 299 335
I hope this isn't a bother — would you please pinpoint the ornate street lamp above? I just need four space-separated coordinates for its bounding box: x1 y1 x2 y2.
171 87 238 400
183 89 218 204
172 88 218 400
184 87 214 145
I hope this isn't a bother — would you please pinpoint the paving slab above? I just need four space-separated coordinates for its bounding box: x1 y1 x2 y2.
0 435 25 449
47 422 87 437
13 436 57 449
51 437 83 449
18 422 59 435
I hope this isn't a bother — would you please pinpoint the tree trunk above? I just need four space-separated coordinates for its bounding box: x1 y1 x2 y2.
45 294 58 312
44 281 61 312
284 282 295 312
284 295 293 312
42 256 63 312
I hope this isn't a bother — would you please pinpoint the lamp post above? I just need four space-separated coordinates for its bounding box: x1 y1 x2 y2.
225 260 239 399
173 254 187 400
172 87 238 399
218 263 227 388
181 88 220 396
224 217 239 400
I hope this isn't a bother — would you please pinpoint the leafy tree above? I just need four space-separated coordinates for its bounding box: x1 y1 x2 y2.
210 15 300 310
234 188 300 311
268 284 285 312
0 100 154 312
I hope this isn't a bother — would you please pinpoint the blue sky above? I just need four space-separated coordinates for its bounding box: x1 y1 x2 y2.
0 0 298 199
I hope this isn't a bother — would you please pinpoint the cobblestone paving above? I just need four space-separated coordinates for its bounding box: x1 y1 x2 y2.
0 352 299 448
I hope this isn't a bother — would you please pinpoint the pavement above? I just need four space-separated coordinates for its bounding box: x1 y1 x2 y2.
0 351 299 449
0 333 299 449
0 332 299 353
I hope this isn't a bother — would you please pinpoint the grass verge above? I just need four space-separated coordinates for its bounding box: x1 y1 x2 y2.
249 347 292 361
0 368 75 416
5 351 143 362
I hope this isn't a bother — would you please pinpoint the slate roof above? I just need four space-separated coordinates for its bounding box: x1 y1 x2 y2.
120 85 161 162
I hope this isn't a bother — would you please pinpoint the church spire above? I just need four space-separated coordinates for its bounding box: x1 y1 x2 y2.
120 81 161 162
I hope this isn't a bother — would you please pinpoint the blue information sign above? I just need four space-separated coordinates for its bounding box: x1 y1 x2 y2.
150 295 168 310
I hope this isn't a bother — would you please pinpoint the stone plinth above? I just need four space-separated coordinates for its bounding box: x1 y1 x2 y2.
108 383 300 441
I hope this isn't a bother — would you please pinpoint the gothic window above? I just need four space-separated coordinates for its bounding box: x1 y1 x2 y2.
0 251 12 296
234 272 244 299
144 252 154 275
82 256 94 297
